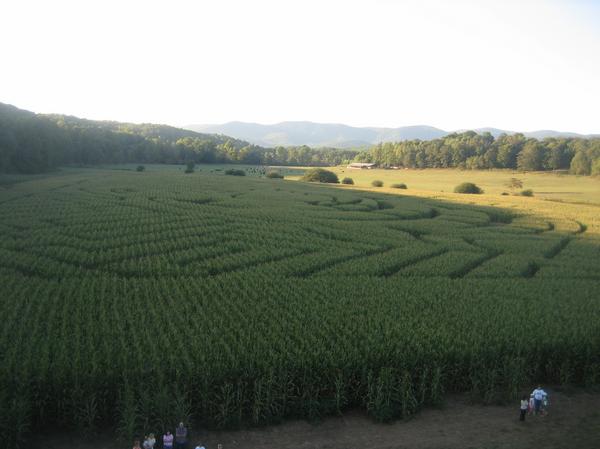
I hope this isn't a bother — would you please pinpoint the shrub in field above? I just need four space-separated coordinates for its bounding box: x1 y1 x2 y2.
136 165 145 172
301 168 339 183
371 180 384 187
454 182 483 194
225 169 246 176
520 189 534 197
390 183 407 189
184 162 195 174
501 192 509 196
266 171 284 179
341 177 354 185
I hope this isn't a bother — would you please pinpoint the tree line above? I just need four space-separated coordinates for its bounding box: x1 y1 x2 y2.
0 103 356 173
1 102 599 175
356 131 600 174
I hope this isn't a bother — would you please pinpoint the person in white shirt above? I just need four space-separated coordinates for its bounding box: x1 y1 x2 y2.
143 434 156 449
531 386 547 415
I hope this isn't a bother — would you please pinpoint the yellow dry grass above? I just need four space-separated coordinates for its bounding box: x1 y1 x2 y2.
288 168 600 236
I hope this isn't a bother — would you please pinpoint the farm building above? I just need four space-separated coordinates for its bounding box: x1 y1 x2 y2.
347 162 376 169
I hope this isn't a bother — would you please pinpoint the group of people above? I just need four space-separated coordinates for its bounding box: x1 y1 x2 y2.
519 385 549 421
132 422 223 449
131 386 549 447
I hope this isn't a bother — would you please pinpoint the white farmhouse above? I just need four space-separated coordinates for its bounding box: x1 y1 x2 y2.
347 162 376 169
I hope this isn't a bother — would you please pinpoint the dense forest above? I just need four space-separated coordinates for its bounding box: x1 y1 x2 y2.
0 103 355 173
1 102 599 175
358 131 600 174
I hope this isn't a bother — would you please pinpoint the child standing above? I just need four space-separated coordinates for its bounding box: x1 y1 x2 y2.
528 394 535 415
163 431 174 449
143 434 156 449
520 395 528 421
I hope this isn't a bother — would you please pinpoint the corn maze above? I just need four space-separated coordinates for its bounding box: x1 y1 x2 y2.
0 168 599 445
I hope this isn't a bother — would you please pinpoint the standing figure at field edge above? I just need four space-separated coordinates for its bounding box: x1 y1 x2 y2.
519 395 528 421
163 431 174 449
143 433 156 449
530 386 547 415
175 422 188 449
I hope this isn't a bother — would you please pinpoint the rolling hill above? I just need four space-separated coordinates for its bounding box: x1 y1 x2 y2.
186 122 447 147
186 121 599 147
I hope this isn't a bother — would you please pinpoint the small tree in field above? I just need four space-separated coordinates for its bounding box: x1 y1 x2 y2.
371 180 384 187
136 165 145 172
341 177 354 185
570 151 591 175
505 178 523 191
592 159 600 176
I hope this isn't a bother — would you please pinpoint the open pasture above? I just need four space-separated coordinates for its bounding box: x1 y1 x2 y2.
287 167 600 205
0 167 599 444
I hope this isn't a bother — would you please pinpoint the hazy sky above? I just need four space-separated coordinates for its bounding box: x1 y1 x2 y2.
1 0 599 133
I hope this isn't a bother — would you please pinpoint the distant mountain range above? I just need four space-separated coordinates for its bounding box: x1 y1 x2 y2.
185 121 599 148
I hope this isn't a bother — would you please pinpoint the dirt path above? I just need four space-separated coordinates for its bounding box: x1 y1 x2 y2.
35 389 600 449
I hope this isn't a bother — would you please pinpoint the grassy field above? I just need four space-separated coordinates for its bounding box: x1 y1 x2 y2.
0 166 599 447
91 163 306 178
286 167 600 205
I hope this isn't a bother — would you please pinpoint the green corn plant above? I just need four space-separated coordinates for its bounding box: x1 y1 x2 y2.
367 368 398 423
78 394 99 437
399 371 418 419
429 365 445 406
116 385 139 444
333 371 348 416
172 389 193 432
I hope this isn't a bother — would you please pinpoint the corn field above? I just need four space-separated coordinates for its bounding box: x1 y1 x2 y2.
0 167 599 447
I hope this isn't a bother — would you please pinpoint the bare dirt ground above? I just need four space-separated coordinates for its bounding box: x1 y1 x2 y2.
34 388 600 449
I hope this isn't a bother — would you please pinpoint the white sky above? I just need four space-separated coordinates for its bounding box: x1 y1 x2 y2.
1 0 599 133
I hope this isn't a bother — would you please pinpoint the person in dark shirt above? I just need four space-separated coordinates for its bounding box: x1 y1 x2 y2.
175 422 188 449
